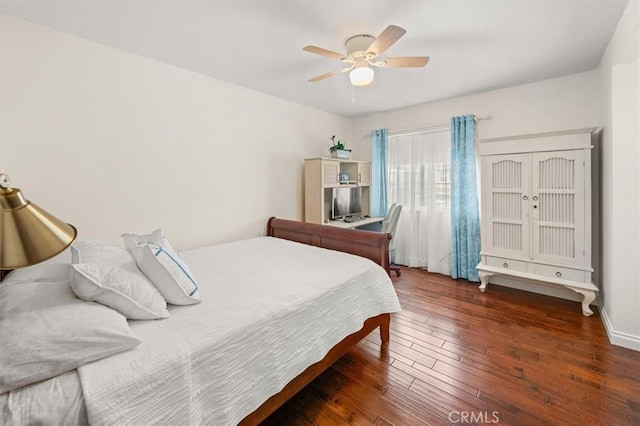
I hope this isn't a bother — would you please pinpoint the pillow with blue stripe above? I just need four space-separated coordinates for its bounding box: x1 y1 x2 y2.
122 230 201 305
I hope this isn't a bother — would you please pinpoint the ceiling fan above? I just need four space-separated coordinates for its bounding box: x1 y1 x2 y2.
303 25 429 87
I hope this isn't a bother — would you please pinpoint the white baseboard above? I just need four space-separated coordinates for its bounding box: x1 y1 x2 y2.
600 307 640 351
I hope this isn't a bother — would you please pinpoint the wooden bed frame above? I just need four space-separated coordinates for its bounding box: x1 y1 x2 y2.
266 217 391 275
240 217 393 425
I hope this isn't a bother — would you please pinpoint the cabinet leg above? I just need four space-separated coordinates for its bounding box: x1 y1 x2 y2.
478 271 492 293
567 287 596 316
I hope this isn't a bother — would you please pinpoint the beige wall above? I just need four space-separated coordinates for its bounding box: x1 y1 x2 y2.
597 0 640 351
352 70 601 303
0 15 351 250
351 70 600 158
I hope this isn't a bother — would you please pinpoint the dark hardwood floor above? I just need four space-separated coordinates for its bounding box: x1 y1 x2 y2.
262 267 640 425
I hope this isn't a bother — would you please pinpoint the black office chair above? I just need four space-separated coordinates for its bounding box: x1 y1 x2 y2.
381 203 403 276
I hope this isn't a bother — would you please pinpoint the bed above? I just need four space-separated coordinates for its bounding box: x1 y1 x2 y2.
0 218 401 425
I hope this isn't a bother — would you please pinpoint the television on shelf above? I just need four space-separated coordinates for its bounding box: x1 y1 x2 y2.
331 187 362 220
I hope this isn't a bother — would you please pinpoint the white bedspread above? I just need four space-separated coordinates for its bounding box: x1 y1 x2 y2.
78 237 401 425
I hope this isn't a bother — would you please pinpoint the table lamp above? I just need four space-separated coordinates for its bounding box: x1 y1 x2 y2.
0 173 77 277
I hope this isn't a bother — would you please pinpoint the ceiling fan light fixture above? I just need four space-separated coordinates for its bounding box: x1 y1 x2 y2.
304 25 428 86
349 66 374 87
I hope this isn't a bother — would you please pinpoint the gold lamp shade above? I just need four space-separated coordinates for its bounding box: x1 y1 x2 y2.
0 177 77 270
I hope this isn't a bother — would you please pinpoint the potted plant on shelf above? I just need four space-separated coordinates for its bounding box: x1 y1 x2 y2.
329 135 352 159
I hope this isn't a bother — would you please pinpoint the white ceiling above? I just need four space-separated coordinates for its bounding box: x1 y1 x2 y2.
0 1 629 118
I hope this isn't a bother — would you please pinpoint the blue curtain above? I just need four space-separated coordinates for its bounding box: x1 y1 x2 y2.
371 129 388 217
450 115 480 282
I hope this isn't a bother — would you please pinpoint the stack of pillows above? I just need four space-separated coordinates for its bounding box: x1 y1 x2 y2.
0 230 199 394
71 229 201 319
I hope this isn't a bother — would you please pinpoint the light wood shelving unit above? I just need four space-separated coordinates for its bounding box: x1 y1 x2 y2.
304 158 371 224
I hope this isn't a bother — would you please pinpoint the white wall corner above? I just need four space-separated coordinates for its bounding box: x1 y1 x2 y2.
594 0 640 354
600 306 640 351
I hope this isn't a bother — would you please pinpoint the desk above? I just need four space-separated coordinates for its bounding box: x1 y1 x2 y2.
326 217 384 230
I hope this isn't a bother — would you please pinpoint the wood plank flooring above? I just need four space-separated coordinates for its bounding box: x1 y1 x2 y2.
262 267 640 425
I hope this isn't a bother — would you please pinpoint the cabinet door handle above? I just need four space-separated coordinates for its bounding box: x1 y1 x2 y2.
358 173 361 182
555 271 562 277
503 263 509 268
523 195 528 200
533 195 539 201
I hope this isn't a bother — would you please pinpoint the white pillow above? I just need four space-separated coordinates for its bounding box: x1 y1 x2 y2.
71 240 132 265
68 240 169 319
0 279 141 394
122 230 201 305
71 263 169 320
2 262 70 284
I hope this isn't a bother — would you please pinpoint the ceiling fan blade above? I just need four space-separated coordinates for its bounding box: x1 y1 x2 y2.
366 25 406 58
303 45 347 61
308 67 352 82
378 56 430 68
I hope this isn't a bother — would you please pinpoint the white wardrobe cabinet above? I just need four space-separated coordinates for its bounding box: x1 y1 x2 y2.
476 128 599 316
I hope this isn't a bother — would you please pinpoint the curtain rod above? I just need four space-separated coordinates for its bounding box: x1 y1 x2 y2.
362 115 492 138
